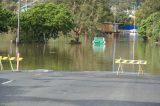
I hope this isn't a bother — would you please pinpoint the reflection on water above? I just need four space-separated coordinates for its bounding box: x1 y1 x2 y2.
0 32 160 75
92 44 106 52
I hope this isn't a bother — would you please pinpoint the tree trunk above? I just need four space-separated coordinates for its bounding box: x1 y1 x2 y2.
43 33 46 43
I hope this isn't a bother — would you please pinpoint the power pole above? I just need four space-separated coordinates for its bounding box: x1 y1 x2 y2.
17 0 20 44
26 0 28 10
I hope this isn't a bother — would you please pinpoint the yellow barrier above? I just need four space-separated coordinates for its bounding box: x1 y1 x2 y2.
0 56 23 61
0 56 3 71
115 58 147 75
0 55 23 71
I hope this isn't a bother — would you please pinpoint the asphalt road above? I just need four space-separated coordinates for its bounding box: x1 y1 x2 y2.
0 70 160 106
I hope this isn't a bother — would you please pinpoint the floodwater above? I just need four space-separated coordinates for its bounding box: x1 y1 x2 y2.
0 32 160 75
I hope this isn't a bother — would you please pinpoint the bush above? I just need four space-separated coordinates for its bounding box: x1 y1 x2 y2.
15 3 74 42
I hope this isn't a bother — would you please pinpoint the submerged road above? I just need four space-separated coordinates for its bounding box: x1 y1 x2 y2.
0 71 160 106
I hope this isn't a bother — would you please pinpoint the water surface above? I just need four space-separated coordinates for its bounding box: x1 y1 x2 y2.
0 33 160 75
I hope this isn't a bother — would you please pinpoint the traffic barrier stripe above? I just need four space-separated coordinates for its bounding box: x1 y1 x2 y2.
9 57 15 61
18 58 23 61
2 57 8 60
0 56 23 61
115 58 147 75
115 59 147 64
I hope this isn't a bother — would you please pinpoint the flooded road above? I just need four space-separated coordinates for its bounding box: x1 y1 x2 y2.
0 32 160 75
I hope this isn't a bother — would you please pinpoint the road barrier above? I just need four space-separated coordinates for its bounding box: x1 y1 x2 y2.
0 54 23 71
115 58 147 75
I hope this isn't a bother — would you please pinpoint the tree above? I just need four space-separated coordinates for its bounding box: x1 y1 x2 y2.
17 3 74 42
0 0 18 11
0 4 13 33
48 0 113 43
136 0 160 42
138 12 160 42
109 0 140 24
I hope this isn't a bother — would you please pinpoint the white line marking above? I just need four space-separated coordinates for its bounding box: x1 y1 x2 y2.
1 80 13 85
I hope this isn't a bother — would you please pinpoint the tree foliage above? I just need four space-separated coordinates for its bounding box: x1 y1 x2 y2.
137 12 160 41
18 3 74 42
136 0 160 42
46 0 113 42
109 0 141 24
0 4 13 32
0 0 18 11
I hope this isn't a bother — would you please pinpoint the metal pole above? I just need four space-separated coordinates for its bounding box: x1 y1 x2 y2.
112 37 116 72
133 5 136 37
17 0 20 44
132 2 136 71
114 13 116 24
26 0 28 10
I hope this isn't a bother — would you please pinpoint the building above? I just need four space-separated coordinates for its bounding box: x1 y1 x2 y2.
101 22 119 33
